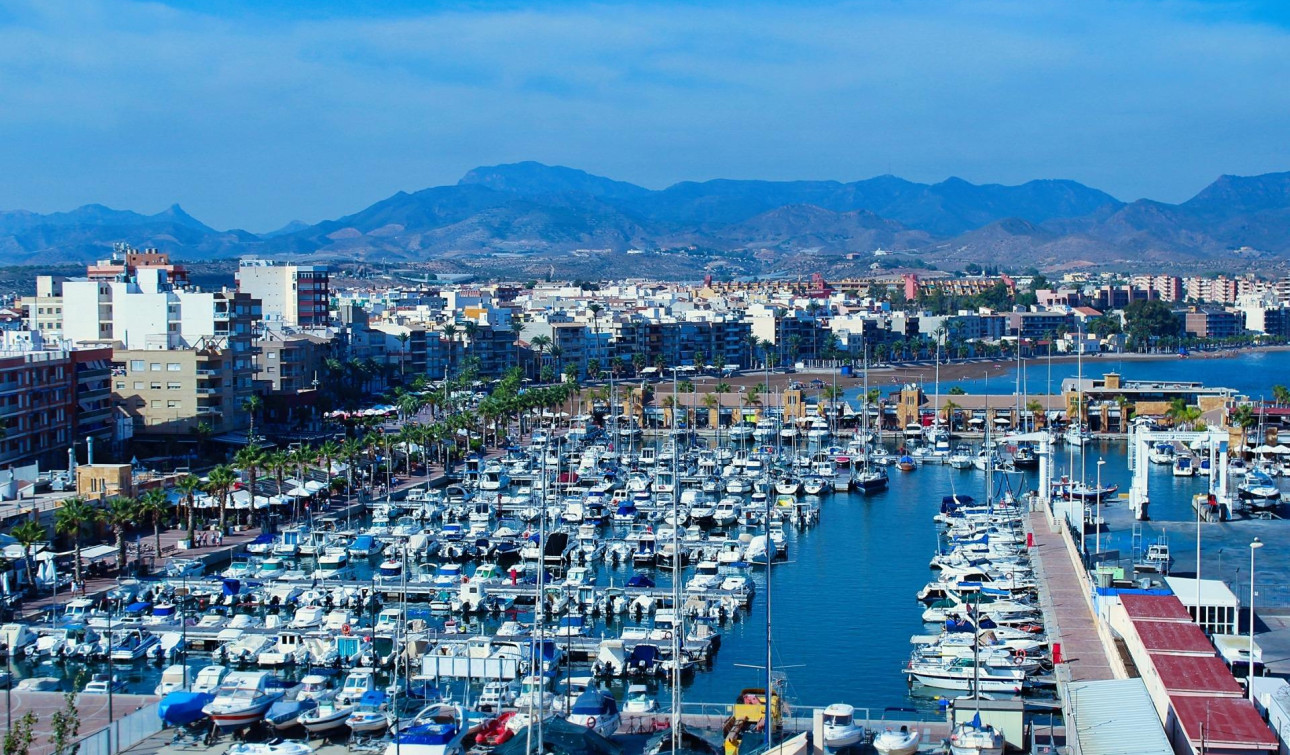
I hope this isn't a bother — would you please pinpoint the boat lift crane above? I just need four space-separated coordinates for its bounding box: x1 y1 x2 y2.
1127 419 1232 521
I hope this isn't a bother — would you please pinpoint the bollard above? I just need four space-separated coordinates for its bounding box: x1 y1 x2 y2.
1027 532 1035 548
1052 642 1062 664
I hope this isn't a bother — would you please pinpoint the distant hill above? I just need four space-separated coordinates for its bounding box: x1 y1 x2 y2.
4 164 1290 274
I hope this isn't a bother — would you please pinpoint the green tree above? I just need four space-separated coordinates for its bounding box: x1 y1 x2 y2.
1124 299 1180 346
137 488 170 561
242 393 263 443
102 496 138 572
4 711 36 755
206 464 237 535
948 386 966 395
10 519 45 593
54 497 96 584
1273 385 1290 406
175 474 203 548
49 675 83 755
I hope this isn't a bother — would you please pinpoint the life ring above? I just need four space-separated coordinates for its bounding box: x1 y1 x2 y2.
1017 649 1027 659
1013 654 1024 666
661 631 673 640
342 624 352 636
585 716 596 729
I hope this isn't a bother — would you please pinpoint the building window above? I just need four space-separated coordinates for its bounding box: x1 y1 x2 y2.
116 382 125 389
167 382 181 390
151 400 160 408
268 352 277 359
130 360 145 372
267 367 276 373
133 381 144 390
150 363 161 371
167 363 181 371
167 400 180 408
150 382 161 390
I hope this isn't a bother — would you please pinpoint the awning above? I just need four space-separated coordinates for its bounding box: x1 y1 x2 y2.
79 544 117 562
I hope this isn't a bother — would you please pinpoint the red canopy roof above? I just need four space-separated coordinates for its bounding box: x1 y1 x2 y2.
1170 695 1278 749
1135 620 1215 656
1120 593 1193 623
1151 653 1243 696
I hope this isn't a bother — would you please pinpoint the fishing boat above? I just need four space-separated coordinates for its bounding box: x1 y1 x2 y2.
820 703 866 751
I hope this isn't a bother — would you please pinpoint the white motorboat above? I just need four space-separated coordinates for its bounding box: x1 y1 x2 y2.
299 699 355 735
872 725 921 755
228 742 314 755
623 684 657 713
820 703 866 751
948 715 1004 755
203 671 286 731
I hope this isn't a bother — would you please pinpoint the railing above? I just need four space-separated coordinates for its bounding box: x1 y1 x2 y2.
60 702 162 755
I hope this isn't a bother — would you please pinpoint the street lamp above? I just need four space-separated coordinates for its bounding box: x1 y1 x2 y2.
1095 459 1106 555
1249 537 1264 698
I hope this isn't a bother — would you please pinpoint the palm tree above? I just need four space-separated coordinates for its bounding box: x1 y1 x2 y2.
395 332 410 378
317 440 342 501
943 399 961 431
137 488 170 559
398 393 423 423
243 394 263 443
1232 403 1258 453
1273 385 1290 407
54 497 96 584
102 496 138 572
442 323 460 378
1026 399 1045 431
530 335 553 381
176 474 202 547
234 445 266 529
11 518 46 591
206 465 237 535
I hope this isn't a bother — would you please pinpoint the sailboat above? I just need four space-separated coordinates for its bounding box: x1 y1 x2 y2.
646 378 720 755
854 348 889 494
948 470 1006 755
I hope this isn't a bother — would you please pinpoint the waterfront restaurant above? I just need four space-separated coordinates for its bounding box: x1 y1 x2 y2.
1063 372 1236 432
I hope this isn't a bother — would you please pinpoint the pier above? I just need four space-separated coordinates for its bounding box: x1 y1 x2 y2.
1026 510 1119 683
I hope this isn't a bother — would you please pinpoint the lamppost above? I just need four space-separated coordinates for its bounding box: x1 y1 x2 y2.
1096 459 1106 556
1249 537 1263 698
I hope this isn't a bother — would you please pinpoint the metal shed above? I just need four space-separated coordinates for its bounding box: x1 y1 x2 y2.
1065 678 1172 755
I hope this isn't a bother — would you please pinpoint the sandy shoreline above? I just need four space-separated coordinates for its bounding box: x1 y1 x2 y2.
670 344 1290 394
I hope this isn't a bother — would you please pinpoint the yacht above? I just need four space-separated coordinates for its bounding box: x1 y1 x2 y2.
203 671 287 731
820 703 866 751
565 687 621 738
948 714 1004 755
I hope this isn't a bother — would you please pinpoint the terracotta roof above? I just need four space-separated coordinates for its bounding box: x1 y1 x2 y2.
1150 653 1242 696
1134 620 1215 656
1169 695 1278 749
1120 593 1194 623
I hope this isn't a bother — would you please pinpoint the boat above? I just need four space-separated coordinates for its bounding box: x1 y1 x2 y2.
471 712 523 747
202 671 287 732
299 698 355 735
948 713 1004 755
565 687 621 738
15 677 60 692
266 695 321 732
623 684 657 713
854 466 889 494
948 446 974 470
1173 455 1195 477
110 628 161 661
872 725 921 755
896 456 916 472
383 704 464 755
1239 471 1281 501
820 703 866 751
159 690 215 727
643 723 721 755
81 674 127 695
345 691 392 734
227 743 314 755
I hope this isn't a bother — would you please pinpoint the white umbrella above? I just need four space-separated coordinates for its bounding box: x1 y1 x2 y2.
286 487 311 498
303 480 326 493
1274 445 1290 454
1253 444 1275 454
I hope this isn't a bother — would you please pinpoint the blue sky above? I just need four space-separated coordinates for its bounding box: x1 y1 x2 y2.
1 0 1288 231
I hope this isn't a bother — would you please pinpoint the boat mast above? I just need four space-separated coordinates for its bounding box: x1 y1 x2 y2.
764 450 774 752
670 373 682 754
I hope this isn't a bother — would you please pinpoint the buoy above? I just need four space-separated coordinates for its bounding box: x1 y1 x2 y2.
342 624 352 635
586 717 596 729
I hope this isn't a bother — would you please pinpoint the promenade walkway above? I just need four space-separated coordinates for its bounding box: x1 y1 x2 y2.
1027 511 1117 682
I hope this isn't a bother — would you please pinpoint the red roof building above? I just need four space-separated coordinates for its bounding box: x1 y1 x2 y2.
1121 594 1195 623
1169 695 1278 752
1151 654 1244 697
1135 620 1217 656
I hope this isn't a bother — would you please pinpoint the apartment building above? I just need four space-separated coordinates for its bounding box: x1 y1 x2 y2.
1183 308 1244 339
0 342 114 468
254 330 332 393
20 276 68 336
113 337 255 436
236 259 331 327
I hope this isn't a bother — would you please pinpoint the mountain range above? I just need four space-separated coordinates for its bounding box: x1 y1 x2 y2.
4 163 1290 275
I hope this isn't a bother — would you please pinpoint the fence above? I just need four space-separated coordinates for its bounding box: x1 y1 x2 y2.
64 702 161 755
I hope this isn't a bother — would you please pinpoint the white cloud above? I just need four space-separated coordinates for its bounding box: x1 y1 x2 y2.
0 0 1287 230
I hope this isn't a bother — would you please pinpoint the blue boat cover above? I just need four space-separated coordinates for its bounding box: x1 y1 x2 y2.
158 691 213 726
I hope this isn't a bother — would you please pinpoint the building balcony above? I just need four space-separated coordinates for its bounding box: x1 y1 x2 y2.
196 387 218 397
196 369 218 378
195 406 222 415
